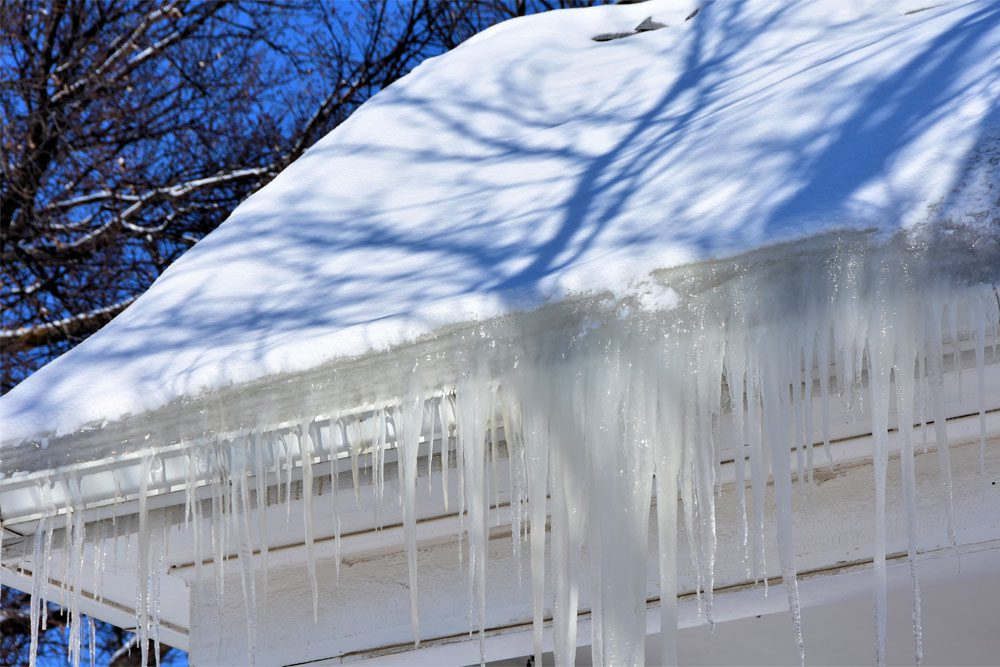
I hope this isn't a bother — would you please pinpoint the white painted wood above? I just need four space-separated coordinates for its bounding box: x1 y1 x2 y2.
187 428 1000 666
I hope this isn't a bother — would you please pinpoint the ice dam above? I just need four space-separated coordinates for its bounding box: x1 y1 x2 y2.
1 1 999 666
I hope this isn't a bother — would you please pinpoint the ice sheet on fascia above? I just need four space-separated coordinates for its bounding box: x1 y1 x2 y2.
2 0 998 443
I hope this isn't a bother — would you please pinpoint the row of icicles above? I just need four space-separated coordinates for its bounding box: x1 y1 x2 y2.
8 276 1000 667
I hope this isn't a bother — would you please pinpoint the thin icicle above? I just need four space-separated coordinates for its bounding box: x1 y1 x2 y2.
817 323 835 465
760 338 804 665
724 330 750 574
329 418 345 582
137 454 153 667
292 425 316 623
28 513 49 667
232 437 259 664
926 302 957 544
252 430 270 611
868 298 892 667
895 333 924 665
426 400 437 493
520 392 549 667
973 297 987 474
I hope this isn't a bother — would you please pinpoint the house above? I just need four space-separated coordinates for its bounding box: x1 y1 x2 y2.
2 1 999 665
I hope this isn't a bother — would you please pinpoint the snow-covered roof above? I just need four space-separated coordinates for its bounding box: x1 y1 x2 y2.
2 0 998 445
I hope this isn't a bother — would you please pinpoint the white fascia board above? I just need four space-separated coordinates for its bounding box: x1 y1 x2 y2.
336 540 1000 666
186 431 1000 666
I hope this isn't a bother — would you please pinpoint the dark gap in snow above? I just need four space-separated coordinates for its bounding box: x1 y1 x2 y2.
592 31 636 43
905 5 943 16
593 16 666 42
636 17 667 32
686 2 714 21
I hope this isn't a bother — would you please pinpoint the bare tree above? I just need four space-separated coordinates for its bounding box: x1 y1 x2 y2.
0 0 475 390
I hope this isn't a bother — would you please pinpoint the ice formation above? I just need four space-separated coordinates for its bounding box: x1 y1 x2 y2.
4 228 999 667
1 2 998 664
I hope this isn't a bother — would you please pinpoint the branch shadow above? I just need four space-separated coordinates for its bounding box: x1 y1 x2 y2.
3 1 998 442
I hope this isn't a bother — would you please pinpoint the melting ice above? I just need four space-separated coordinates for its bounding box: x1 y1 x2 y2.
8 229 1000 667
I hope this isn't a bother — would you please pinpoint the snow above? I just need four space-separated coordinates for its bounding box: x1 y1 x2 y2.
2 0 999 444
4 3 1000 667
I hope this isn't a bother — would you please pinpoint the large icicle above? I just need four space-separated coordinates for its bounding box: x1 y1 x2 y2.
867 284 892 667
399 394 425 645
653 339 684 667
455 376 492 665
895 314 924 666
13 230 1000 667
299 424 319 622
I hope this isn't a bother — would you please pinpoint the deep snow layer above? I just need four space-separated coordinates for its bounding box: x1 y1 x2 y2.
2 0 999 443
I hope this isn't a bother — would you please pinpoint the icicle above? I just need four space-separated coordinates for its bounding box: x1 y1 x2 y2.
329 418 345 582
191 445 206 611
745 352 768 587
488 387 500 512
547 360 585 667
347 419 363 507
760 332 804 665
283 431 294 525
426 399 437 493
209 443 226 625
64 474 86 667
916 328 930 455
88 616 96 667
151 512 165 667
520 386 549 667
137 454 153 667
28 513 49 667
803 322 818 480
724 328 750 574
456 377 491 665
654 341 684 667
252 430 270 610
694 326 723 625
370 410 387 526
925 302 956 544
973 296 987 474
399 395 424 645
868 295 893 667
232 436 259 665
501 390 527 585
40 485 55 633
299 424 319 622
895 332 924 665
949 301 962 403
439 397 451 512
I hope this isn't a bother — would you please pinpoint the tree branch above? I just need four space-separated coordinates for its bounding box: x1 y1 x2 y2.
1 297 137 353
